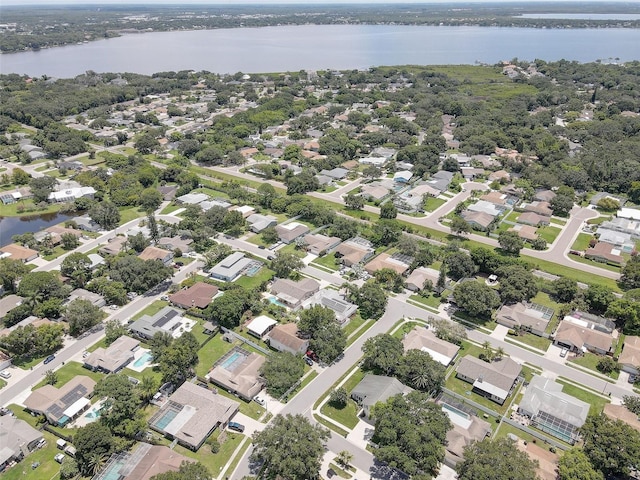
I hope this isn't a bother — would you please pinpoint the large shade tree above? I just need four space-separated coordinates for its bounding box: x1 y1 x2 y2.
251 414 330 480
456 437 540 480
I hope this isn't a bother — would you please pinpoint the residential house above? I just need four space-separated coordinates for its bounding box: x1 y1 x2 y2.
139 246 174 265
618 336 640 375
232 205 256 218
534 190 556 202
58 160 83 172
512 436 559 480
169 282 219 309
0 295 25 322
359 156 386 167
246 315 277 338
320 167 349 180
99 236 128 256
303 234 341 256
275 222 310 244
351 374 412 419
246 214 278 233
496 303 552 337
95 443 193 480
595 229 635 253
209 252 254 282
440 400 491 466
0 417 44 471
148 382 239 451
393 170 413 183
460 167 485 180
406 267 440 292
360 183 390 202
67 288 106 308
364 253 410 276
207 347 265 401
553 318 614 355
176 193 208 205
585 242 624 266
304 289 357 324
517 212 550 227
590 192 624 207
480 191 509 206
129 307 187 340
402 327 460 366
157 236 194 253
267 323 309 355
509 225 538 242
48 186 96 203
455 356 522 405
604 404 640 433
598 217 640 241
24 376 96 426
488 170 510 182
271 277 320 310
84 335 139 373
158 185 178 201
617 207 640 221
460 211 494 231
74 216 101 232
334 237 375 266
518 375 590 444
0 244 38 263
467 200 504 217
522 201 553 217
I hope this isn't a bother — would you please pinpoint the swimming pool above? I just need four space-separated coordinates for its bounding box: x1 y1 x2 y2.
244 262 262 277
153 409 178 430
268 296 286 308
221 351 243 370
84 406 102 420
133 351 153 368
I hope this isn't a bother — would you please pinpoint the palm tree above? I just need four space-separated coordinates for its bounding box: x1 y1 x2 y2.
88 452 108 476
138 375 159 403
337 450 353 470
494 347 506 360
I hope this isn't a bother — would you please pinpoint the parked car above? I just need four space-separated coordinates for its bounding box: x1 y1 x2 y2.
629 374 638 384
560 347 568 358
44 354 55 365
0 370 11 379
258 245 266 249
253 396 266 407
228 421 245 433
160 295 169 301
304 356 314 366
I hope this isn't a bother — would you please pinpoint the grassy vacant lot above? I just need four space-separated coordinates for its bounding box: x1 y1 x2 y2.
537 225 562 244
312 253 341 271
556 379 610 415
33 361 103 390
569 352 620 380
571 233 593 251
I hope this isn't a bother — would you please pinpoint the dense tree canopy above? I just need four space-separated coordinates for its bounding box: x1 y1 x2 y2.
456 437 540 480
453 281 501 317
260 351 305 397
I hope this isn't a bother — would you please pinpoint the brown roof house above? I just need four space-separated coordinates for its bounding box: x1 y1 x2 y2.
84 335 139 373
157 236 194 253
553 317 614 356
440 400 491 466
402 327 460 366
270 277 320 310
0 417 44 471
522 201 553 217
207 347 265 401
99 235 128 256
509 225 538 242
0 244 38 263
460 211 494 231
585 242 624 266
517 212 550 227
618 335 640 375
604 404 640 433
303 233 342 256
406 267 441 292
496 303 552 337
95 443 193 480
274 222 310 244
169 282 219 309
364 253 410 276
24 376 96 426
267 323 309 355
334 237 375 266
148 382 239 451
455 356 521 405
138 246 174 265
351 374 413 419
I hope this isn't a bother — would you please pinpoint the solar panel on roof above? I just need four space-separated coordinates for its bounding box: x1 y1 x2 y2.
153 309 179 328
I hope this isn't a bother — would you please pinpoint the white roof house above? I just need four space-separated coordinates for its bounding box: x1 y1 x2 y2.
246 315 277 338
618 208 640 221
209 252 254 282
176 193 208 205
393 170 413 183
48 187 96 203
467 200 503 217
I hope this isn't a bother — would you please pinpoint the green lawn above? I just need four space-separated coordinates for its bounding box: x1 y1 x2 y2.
314 413 349 437
569 352 620 380
131 300 169 321
494 421 559 453
506 331 551 351
423 196 446 212
321 399 360 429
118 206 145 225
571 233 593 251
172 430 245 478
549 217 567 226
33 361 104 390
505 211 520 223
0 201 61 217
246 233 270 247
160 203 182 214
214 387 265 420
409 293 442 309
444 374 510 416
571 255 621 273
537 226 562 244
556 379 610 415
235 266 275 290
586 216 612 225
278 242 307 258
343 313 367 338
312 254 341 271
530 292 562 334
195 334 235 377
192 187 231 199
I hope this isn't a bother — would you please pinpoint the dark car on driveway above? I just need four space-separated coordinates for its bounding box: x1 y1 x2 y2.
44 354 55 365
304 356 314 366
228 421 245 433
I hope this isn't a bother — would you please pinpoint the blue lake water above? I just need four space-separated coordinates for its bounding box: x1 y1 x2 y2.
1 25 639 78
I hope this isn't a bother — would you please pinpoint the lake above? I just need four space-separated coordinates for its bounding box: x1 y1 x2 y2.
1 25 639 78
0 212 78 247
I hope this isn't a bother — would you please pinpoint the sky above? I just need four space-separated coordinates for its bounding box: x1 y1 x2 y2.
3 0 627 5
